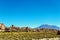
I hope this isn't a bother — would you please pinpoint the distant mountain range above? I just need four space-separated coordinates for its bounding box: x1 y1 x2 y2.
37 24 60 30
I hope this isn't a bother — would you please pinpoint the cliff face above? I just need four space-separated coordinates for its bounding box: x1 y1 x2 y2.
0 24 5 31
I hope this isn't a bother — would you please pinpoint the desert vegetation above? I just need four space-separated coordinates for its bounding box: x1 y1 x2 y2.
0 32 60 40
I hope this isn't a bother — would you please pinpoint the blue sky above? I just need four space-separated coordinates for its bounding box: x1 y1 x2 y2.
0 0 60 28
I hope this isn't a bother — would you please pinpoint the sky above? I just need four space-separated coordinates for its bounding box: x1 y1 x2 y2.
0 0 60 28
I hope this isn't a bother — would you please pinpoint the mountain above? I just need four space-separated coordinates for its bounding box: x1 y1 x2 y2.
37 24 60 30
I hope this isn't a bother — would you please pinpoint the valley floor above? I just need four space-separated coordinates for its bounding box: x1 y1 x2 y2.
0 32 60 40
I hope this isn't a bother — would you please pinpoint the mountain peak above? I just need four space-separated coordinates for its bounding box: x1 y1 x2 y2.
38 24 60 30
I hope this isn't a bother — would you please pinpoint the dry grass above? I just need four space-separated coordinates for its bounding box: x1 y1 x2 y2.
0 32 59 40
